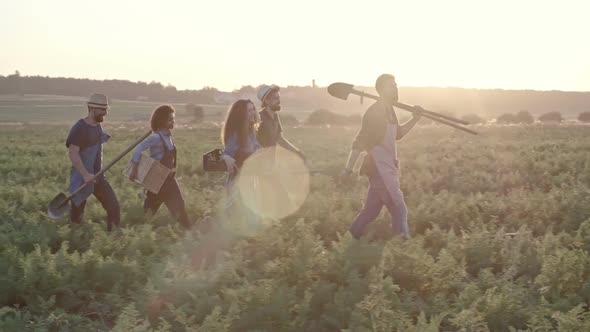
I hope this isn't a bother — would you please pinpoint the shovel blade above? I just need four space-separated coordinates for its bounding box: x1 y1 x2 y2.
47 192 70 219
327 83 354 100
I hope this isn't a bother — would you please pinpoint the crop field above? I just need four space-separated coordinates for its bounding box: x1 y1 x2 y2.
1 112 590 330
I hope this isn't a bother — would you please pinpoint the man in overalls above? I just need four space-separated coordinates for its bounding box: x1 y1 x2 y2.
66 93 120 231
342 74 422 239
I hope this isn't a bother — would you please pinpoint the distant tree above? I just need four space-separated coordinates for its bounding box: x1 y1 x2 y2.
6 70 22 94
496 113 517 124
460 113 485 124
514 110 535 124
232 85 257 99
185 103 204 122
202 86 218 93
238 85 256 94
578 112 590 123
538 111 563 123
0 74 218 103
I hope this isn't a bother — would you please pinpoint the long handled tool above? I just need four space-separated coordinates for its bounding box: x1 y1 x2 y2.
327 82 478 135
47 130 152 219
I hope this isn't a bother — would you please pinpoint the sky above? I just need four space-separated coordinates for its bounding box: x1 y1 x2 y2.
1 0 589 92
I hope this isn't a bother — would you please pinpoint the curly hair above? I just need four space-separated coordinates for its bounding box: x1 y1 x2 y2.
150 105 175 131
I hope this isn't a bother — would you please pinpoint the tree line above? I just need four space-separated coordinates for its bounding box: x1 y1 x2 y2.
2 72 590 118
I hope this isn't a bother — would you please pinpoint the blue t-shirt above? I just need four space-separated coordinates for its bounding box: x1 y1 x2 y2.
66 119 103 174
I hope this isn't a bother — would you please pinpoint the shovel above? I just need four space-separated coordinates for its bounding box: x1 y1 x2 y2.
328 82 478 135
47 130 152 219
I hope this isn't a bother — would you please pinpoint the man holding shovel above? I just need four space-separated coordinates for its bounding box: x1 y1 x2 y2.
342 74 422 239
65 93 120 231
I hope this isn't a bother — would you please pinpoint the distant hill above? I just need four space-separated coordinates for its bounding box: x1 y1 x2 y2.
2 73 589 117
0 73 217 105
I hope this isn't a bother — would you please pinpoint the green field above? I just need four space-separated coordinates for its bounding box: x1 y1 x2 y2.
1 116 590 330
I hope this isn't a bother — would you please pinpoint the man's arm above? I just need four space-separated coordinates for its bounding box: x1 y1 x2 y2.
344 149 361 172
345 105 376 171
221 133 240 173
274 114 304 159
68 144 94 183
277 134 301 155
342 106 375 175
396 107 423 140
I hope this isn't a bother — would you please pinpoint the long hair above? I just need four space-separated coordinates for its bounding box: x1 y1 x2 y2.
221 99 255 147
150 105 175 131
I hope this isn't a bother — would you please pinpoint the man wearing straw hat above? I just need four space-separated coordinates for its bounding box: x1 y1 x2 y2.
65 93 120 231
342 74 422 239
254 85 306 218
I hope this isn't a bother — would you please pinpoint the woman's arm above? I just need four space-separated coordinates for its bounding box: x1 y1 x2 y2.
129 133 158 181
131 134 158 163
223 133 239 173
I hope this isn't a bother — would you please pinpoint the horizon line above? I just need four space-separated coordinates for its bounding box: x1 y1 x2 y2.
2 72 589 94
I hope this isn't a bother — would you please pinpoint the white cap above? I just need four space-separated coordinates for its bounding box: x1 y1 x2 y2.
257 85 280 104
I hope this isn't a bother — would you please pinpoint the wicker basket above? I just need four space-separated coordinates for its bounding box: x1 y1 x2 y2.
123 155 172 194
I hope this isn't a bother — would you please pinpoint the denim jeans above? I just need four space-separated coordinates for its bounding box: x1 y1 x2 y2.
70 178 120 231
144 176 191 229
349 170 409 239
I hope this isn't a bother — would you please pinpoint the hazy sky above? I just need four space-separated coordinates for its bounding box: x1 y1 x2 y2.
2 0 589 91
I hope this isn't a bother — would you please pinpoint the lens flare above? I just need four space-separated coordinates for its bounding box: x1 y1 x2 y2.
236 146 310 221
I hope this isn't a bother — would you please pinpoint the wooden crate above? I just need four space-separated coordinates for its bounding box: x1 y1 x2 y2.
123 154 171 194
203 148 227 172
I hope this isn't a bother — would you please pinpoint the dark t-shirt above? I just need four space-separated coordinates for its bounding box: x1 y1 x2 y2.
352 101 400 177
257 109 283 147
66 119 102 173
351 101 399 151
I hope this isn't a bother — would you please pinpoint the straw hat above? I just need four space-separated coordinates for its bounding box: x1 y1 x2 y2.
87 93 109 109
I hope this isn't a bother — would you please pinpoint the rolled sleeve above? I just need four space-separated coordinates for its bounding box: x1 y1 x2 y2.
223 133 240 158
66 122 84 148
131 133 158 163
